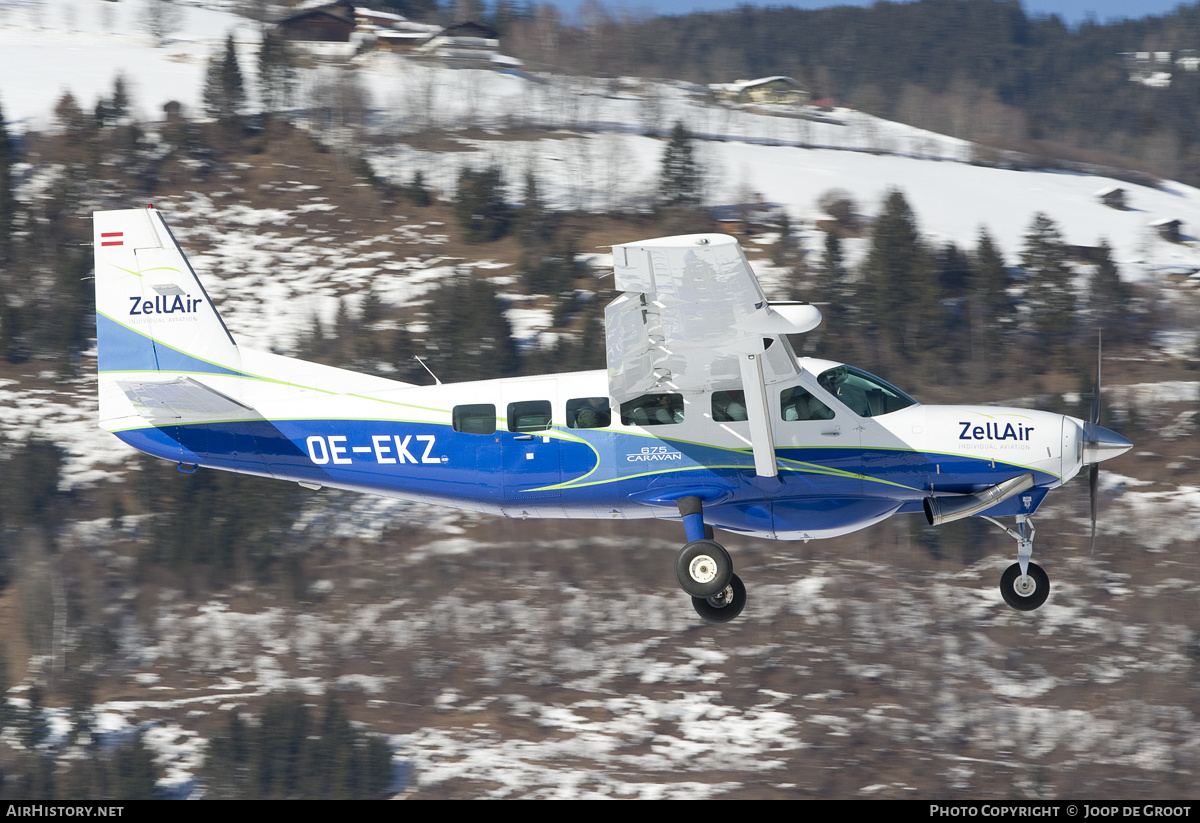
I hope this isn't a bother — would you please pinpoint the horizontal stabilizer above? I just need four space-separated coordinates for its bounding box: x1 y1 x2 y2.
116 377 261 424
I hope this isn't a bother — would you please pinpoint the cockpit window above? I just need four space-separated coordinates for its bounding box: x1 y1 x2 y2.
816 365 917 417
780 387 835 421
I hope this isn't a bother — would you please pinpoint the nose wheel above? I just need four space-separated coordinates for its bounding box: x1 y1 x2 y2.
1000 562 1049 611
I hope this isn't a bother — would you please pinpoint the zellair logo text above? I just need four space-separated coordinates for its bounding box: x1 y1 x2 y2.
959 421 1034 441
129 295 204 316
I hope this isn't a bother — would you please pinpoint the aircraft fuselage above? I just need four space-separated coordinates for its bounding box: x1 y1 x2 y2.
109 357 1078 541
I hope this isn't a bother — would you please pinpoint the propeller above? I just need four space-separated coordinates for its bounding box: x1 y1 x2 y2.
1081 330 1133 554
1088 332 1101 554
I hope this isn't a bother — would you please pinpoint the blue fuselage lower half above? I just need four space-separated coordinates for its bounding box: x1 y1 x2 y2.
114 414 1058 540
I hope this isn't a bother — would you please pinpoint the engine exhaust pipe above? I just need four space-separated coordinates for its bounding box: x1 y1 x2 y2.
924 473 1035 526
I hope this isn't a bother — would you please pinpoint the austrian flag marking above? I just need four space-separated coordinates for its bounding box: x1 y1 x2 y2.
100 232 123 247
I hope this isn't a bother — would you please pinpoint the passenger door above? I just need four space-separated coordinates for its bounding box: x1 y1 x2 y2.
501 381 561 502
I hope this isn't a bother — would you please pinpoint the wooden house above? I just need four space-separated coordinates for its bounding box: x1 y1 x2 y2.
709 76 809 107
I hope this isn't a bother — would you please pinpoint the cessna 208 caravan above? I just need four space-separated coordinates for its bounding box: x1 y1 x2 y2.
94 206 1132 623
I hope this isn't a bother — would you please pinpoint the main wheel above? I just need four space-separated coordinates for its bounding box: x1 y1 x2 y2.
1000 562 1050 611
674 539 733 598
692 573 747 623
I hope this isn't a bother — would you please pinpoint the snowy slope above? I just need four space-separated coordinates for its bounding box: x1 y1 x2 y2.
6 0 1200 280
0 0 257 128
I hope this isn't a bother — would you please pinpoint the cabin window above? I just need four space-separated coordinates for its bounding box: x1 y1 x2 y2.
453 403 496 434
780 387 835 421
712 390 748 422
507 400 553 432
817 365 917 417
620 393 684 426
567 397 611 429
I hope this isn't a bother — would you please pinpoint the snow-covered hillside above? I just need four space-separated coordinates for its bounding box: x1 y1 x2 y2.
0 0 255 126
6 0 1200 279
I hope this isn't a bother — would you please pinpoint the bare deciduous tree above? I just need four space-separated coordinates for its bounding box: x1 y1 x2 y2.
818 188 858 232
143 0 183 47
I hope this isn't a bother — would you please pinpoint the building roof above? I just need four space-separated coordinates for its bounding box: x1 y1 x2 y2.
709 76 803 93
440 21 498 39
279 2 356 27
355 8 407 23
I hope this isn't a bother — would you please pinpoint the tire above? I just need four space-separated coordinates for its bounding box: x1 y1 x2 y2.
674 540 733 598
1000 562 1050 611
692 573 747 624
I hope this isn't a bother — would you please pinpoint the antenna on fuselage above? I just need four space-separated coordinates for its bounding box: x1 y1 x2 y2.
414 356 442 385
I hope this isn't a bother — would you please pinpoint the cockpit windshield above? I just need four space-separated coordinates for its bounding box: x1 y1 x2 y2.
816 365 918 417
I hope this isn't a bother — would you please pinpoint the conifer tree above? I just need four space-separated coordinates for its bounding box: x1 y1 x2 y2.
406 169 432 207
201 692 392 799
813 230 848 311
861 189 934 359
426 268 519 382
658 122 701 210
1090 240 1128 337
0 96 14 264
110 732 158 799
111 74 130 121
257 31 297 116
354 287 385 366
204 34 246 126
1021 212 1075 348
453 165 510 243
773 211 798 267
19 684 49 751
517 167 551 246
969 228 1013 364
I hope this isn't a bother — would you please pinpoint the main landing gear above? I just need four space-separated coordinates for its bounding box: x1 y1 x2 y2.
983 514 1050 611
675 497 747 623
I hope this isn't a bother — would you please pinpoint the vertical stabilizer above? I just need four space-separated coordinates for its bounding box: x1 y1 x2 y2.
94 207 242 377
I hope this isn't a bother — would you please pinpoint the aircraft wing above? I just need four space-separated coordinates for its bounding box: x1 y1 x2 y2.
605 234 821 477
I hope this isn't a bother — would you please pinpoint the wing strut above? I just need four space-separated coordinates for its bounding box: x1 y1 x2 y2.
738 351 778 478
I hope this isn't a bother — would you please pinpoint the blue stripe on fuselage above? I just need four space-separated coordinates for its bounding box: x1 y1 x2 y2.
113 418 1060 531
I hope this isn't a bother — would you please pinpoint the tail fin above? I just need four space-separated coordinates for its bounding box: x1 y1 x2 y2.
94 206 242 376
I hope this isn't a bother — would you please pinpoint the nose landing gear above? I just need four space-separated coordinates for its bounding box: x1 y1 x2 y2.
1000 560 1049 611
983 514 1051 611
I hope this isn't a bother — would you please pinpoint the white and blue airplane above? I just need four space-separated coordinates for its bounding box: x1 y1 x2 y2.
94 206 1132 622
